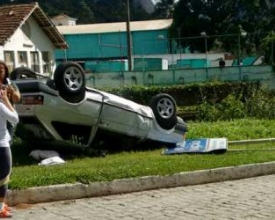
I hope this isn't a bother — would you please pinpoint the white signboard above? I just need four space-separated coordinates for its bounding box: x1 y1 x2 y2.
162 138 228 155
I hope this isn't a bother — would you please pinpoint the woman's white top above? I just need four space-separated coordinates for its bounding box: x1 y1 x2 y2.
0 102 18 147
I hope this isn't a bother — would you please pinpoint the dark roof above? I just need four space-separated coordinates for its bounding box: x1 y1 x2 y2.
0 2 68 49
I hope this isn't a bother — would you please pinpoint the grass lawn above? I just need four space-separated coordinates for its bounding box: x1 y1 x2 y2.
9 118 275 190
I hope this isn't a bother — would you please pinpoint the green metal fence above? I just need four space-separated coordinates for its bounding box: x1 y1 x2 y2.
85 65 275 89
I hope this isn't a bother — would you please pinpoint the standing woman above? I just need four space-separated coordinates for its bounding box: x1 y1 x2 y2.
0 62 20 218
0 86 19 218
0 61 20 141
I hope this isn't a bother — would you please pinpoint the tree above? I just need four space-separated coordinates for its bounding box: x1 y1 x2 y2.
170 0 275 57
73 0 95 24
0 0 153 24
152 0 176 19
131 2 151 21
94 0 127 23
259 31 275 64
171 0 230 52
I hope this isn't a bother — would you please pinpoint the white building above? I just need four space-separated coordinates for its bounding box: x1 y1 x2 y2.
0 2 67 75
51 14 77 26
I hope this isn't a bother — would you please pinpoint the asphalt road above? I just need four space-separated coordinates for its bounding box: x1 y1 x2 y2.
12 174 275 220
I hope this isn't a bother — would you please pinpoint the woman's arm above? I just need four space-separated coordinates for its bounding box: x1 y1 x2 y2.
0 88 19 124
7 84 21 103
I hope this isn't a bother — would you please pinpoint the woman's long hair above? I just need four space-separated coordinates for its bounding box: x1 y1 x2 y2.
0 61 9 85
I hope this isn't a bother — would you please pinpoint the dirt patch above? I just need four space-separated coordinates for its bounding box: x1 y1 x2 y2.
13 203 33 209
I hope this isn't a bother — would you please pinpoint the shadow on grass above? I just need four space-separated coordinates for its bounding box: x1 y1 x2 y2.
11 141 38 167
11 138 171 167
12 141 103 167
12 138 229 167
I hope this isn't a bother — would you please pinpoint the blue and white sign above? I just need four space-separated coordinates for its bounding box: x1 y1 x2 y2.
162 138 228 155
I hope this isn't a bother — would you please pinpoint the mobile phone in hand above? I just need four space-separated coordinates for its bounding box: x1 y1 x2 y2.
6 78 11 85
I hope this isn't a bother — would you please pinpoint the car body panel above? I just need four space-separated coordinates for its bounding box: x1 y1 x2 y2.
12 64 187 150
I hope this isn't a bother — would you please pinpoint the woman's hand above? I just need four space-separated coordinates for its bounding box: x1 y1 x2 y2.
1 87 9 102
6 85 20 103
0 87 15 112
6 85 14 97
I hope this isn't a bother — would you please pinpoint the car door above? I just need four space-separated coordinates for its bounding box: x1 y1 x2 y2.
98 91 153 139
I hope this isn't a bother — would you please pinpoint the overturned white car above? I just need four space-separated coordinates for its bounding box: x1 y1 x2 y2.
11 62 187 150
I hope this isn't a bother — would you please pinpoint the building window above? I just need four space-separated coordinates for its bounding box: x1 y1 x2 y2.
4 51 15 73
18 51 28 67
42 52 51 74
30 52 40 73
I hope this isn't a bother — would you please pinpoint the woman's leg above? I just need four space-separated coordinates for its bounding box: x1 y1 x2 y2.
0 147 12 206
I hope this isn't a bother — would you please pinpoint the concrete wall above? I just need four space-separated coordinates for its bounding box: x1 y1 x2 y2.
85 65 275 89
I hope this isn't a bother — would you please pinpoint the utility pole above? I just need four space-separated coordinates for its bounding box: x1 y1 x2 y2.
126 0 133 71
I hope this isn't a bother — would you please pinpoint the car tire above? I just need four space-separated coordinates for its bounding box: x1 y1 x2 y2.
149 93 177 130
54 62 86 103
10 67 38 80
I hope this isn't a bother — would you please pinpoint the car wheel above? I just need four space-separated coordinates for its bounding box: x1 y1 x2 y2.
10 67 38 80
54 62 86 103
149 93 177 130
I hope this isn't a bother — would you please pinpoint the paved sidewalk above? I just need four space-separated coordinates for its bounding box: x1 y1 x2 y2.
7 161 275 206
12 174 275 220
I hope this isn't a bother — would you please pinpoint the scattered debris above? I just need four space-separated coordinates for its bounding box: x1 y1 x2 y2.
38 156 65 166
29 150 60 160
29 150 65 166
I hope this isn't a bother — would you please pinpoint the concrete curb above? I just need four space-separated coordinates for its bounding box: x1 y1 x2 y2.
7 161 275 206
228 138 275 145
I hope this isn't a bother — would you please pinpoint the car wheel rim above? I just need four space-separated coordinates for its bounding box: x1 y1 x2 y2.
156 97 174 119
64 67 83 91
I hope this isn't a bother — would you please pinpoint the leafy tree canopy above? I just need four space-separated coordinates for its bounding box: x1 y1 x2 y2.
170 0 275 58
0 0 152 23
